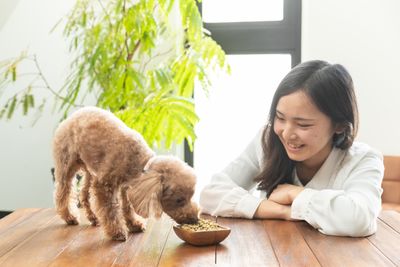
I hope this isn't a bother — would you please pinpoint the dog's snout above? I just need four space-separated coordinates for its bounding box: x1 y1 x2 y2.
185 216 199 224
175 214 199 225
165 201 200 225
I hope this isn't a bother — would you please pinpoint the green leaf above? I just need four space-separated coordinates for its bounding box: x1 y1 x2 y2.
23 95 29 115
0 0 229 150
81 12 87 26
28 94 35 107
7 97 17 119
0 106 7 119
12 66 16 81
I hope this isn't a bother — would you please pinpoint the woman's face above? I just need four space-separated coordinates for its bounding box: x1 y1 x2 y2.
273 90 337 169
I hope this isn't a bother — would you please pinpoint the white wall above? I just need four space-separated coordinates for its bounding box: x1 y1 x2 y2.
0 0 78 211
1 0 399 211
302 0 400 155
0 0 20 30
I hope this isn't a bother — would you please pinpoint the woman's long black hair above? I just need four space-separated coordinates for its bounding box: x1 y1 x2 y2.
254 60 359 196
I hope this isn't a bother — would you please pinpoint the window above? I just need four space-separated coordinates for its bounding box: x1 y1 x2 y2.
187 0 301 199
202 0 284 23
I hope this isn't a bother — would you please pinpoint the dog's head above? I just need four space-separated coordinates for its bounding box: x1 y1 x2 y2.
154 156 199 224
128 155 199 224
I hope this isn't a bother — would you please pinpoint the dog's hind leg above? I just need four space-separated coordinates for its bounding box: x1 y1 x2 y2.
120 186 146 232
79 169 99 226
92 179 127 241
54 158 81 225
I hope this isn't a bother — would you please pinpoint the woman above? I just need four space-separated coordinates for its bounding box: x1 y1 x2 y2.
199 60 384 237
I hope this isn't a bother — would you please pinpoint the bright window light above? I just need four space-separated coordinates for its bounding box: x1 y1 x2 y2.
194 54 291 200
202 0 284 23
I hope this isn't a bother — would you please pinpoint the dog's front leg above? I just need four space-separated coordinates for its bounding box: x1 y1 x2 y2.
120 186 146 232
92 180 127 241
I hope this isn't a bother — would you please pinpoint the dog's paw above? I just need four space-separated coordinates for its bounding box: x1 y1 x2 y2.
88 215 99 226
111 231 127 241
127 216 147 232
65 216 79 225
127 220 146 232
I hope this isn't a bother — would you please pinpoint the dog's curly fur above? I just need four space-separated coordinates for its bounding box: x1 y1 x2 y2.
52 106 199 241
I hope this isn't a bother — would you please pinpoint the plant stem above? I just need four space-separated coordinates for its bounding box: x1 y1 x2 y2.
141 47 174 72
96 0 112 26
32 55 67 101
33 55 82 109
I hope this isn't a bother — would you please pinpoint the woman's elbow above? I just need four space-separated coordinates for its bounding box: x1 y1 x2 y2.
199 187 212 212
322 210 378 237
339 220 377 237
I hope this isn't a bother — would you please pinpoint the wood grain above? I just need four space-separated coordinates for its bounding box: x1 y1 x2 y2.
1 209 400 267
0 208 57 262
158 215 216 266
263 220 321 267
379 210 400 233
216 217 280 266
48 222 124 267
111 216 173 267
296 221 394 267
0 208 40 232
368 218 400 266
0 216 89 267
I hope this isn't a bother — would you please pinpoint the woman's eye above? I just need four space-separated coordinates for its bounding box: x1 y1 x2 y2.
298 124 312 128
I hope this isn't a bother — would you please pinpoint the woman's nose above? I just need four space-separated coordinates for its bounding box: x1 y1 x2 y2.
282 126 297 141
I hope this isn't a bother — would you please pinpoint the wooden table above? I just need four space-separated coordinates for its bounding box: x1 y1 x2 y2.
0 208 399 266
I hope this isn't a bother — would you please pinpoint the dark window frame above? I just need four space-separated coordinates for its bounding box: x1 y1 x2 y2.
185 0 302 166
0 210 13 219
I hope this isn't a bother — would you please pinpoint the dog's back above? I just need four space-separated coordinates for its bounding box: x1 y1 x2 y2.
52 106 153 182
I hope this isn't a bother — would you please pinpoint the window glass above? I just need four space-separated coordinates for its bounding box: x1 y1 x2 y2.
194 54 291 199
202 0 284 23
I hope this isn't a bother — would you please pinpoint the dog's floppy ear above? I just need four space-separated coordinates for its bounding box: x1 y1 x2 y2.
127 171 163 218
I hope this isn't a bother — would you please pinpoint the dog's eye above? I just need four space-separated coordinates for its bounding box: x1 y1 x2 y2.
162 185 170 195
176 197 185 205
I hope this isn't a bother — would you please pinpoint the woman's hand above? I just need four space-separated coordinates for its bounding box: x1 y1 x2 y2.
269 184 304 205
254 199 292 220
254 184 304 220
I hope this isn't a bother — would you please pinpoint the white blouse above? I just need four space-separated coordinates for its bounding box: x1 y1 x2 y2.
199 129 384 237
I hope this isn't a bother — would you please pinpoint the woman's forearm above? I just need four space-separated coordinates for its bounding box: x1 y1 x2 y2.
253 198 291 220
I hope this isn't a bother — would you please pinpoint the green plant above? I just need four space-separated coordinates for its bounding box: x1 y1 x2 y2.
0 0 228 150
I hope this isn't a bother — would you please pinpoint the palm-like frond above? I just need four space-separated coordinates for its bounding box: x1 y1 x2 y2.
0 0 229 150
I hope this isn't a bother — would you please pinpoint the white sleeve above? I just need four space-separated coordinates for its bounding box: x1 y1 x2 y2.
199 130 264 219
291 150 384 237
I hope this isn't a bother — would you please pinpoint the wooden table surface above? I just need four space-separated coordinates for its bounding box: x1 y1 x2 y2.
0 208 399 267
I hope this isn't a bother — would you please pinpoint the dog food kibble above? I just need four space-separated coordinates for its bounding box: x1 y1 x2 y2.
180 219 223 231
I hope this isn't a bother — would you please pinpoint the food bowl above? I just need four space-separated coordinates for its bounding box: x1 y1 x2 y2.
173 219 231 246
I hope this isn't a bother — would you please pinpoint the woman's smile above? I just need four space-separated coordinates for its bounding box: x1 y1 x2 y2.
283 140 304 152
274 90 336 166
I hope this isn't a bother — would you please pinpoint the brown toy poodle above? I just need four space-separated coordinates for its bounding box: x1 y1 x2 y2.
52 106 199 241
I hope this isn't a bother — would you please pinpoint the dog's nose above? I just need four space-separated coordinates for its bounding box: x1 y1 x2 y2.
184 216 199 225
175 214 199 225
